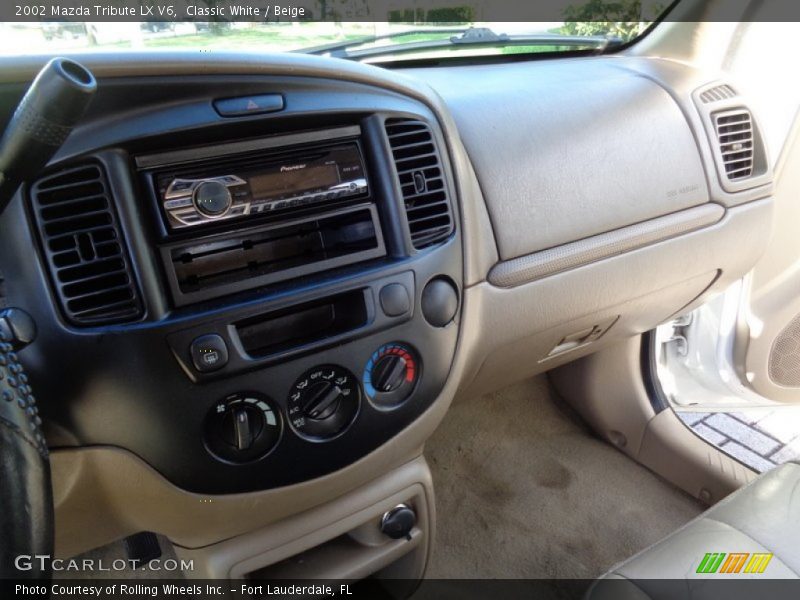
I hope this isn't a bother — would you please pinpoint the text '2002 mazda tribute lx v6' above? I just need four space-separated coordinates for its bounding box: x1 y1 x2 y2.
1 1 800 599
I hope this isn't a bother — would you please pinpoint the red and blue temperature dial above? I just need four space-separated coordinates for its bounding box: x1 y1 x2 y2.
363 343 420 409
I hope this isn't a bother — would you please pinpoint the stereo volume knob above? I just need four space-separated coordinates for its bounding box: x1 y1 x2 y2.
193 180 232 217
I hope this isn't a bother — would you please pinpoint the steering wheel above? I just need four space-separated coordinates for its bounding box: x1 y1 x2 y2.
0 57 94 579
0 328 53 578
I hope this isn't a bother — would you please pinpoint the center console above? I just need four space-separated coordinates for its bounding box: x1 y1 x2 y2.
19 75 463 496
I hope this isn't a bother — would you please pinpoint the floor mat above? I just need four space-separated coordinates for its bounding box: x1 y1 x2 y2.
63 533 180 579
424 376 703 579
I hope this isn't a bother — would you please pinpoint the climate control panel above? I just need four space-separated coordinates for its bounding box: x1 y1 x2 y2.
203 344 423 464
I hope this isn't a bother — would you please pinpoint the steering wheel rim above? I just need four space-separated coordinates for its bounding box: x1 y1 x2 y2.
0 334 53 579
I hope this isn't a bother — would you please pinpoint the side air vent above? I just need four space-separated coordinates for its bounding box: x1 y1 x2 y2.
385 119 454 249
30 164 143 326
700 84 737 103
713 108 755 181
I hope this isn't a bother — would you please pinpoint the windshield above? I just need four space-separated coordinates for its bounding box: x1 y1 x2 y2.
1 2 671 62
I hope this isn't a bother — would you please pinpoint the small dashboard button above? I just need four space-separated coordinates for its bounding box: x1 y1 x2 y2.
379 283 411 317
163 197 193 210
214 94 285 117
190 334 229 373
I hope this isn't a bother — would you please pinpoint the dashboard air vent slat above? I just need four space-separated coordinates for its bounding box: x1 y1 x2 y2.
30 164 143 326
700 84 737 103
713 109 755 181
385 119 454 250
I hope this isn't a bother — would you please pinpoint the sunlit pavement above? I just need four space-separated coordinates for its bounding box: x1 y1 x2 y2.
677 406 800 472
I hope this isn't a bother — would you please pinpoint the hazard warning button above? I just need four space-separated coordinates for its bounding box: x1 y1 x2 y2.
214 94 285 117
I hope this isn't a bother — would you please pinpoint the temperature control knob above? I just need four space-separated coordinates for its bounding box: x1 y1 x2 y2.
204 393 281 463
363 343 420 409
371 354 409 393
287 366 360 440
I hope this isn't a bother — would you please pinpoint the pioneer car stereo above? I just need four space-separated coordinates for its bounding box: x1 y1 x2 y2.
153 143 368 230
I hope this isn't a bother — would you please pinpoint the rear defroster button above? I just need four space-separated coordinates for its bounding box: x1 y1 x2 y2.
190 334 229 373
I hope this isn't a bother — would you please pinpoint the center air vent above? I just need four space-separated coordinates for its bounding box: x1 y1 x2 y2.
713 108 755 181
385 119 454 249
30 164 143 326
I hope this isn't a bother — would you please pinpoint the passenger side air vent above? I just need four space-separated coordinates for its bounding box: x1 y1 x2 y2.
713 108 755 181
699 84 737 103
385 119 454 249
30 164 143 326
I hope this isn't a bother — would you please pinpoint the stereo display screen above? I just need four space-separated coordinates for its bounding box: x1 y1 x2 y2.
249 163 340 199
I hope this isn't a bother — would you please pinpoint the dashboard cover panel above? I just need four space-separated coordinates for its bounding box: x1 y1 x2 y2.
408 59 710 260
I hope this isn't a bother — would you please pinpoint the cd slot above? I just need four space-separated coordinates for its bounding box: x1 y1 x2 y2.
235 289 369 359
162 205 385 306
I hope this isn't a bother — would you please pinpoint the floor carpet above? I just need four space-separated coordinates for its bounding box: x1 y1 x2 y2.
424 376 703 579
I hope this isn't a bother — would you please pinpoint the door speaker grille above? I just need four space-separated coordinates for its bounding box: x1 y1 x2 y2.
769 313 800 387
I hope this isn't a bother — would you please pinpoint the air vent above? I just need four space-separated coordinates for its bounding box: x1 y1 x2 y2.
713 108 755 181
385 119 454 249
30 164 143 326
700 84 737 103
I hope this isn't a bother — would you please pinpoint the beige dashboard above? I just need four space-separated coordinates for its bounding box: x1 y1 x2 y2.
1 49 772 577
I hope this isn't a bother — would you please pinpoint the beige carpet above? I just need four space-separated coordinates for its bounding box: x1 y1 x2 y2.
424 376 703 579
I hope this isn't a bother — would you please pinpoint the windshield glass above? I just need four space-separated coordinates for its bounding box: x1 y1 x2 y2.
1 1 670 61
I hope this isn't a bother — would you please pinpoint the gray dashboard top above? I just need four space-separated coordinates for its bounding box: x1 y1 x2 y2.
404 57 711 259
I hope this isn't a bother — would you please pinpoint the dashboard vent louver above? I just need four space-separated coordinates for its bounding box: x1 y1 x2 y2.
385 119 453 249
713 108 755 181
700 84 737 103
30 164 143 326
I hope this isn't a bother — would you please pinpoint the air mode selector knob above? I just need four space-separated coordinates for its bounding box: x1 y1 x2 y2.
303 381 344 420
287 366 361 441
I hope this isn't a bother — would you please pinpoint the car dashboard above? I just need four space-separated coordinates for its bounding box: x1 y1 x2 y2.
0 50 775 566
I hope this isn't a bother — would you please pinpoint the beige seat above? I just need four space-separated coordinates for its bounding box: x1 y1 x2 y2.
587 461 800 599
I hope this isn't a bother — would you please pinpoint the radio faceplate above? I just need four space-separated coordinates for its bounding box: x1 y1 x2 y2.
146 137 369 232
136 126 370 235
